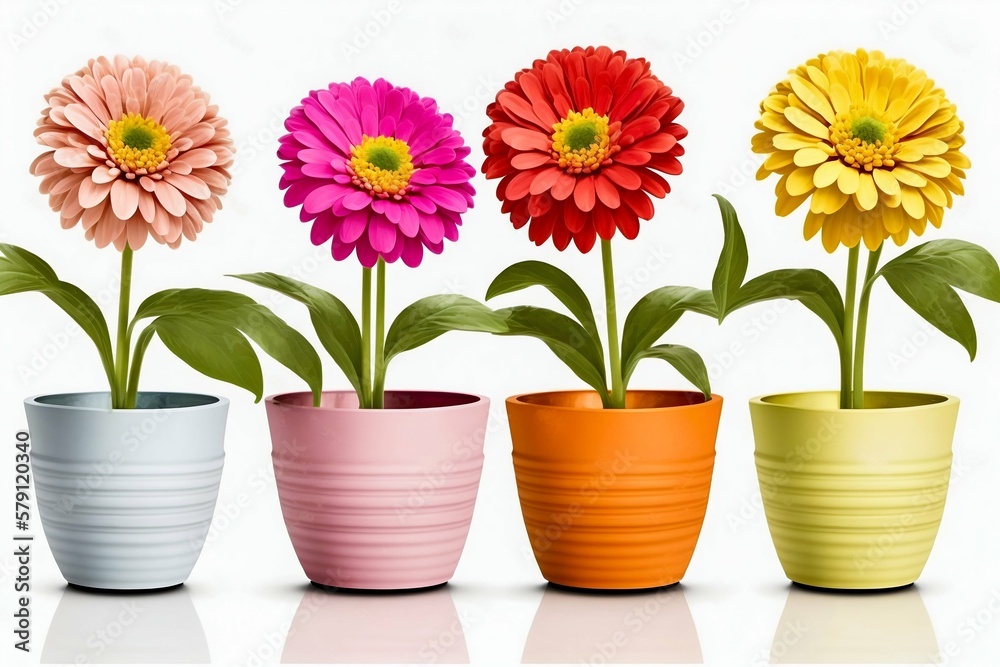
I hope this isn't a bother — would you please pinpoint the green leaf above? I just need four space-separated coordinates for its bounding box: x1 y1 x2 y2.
873 239 1000 302
621 286 716 376
384 294 508 362
133 287 323 404
0 245 115 389
486 260 602 352
230 273 363 398
133 288 253 321
626 344 711 400
152 316 264 401
494 305 609 402
711 194 749 321
729 269 845 343
872 239 1000 361
883 274 976 360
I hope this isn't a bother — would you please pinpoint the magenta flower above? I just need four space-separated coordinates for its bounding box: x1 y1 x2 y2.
278 77 476 268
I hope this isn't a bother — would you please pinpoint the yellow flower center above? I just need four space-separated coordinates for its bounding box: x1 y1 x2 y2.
105 113 172 172
551 108 617 174
829 108 899 171
348 135 414 199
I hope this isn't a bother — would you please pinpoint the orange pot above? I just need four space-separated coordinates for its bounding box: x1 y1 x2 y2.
507 390 722 589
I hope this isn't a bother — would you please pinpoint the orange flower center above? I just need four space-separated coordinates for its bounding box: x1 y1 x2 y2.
830 108 899 171
551 108 617 174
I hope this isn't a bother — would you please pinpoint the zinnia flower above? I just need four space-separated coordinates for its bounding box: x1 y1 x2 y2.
278 77 475 268
482 46 686 253
30 55 234 250
752 48 969 252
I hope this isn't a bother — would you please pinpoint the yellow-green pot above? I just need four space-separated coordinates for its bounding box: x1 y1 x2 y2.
749 391 958 590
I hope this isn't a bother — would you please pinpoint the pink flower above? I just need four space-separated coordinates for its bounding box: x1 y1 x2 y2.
30 55 234 250
278 77 476 268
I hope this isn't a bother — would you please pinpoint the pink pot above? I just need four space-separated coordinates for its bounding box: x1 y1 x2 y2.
265 390 488 590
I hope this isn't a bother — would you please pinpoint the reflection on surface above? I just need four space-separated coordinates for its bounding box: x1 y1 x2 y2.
42 585 209 664
522 584 702 664
282 584 469 664
770 585 939 664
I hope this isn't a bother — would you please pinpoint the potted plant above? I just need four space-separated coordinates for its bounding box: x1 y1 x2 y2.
479 46 724 590
7 55 322 591
712 48 1000 589
233 76 507 590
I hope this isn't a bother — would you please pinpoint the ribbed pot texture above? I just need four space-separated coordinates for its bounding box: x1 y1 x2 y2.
25 392 228 590
750 391 958 589
266 390 488 590
507 390 722 590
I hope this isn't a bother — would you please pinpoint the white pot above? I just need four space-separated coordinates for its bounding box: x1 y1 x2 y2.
25 392 228 590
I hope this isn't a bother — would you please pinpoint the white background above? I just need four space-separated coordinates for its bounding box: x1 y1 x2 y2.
2 0 1000 665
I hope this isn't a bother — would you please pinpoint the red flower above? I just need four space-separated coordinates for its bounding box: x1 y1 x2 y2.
482 46 686 253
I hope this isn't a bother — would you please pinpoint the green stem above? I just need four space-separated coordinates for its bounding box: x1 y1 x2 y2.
601 240 625 409
361 267 372 409
840 245 860 409
852 246 883 410
113 245 134 409
124 325 155 409
372 259 387 409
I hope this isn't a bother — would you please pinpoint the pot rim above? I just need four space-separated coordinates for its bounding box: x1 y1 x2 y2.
267 389 489 413
506 389 722 413
749 389 958 412
24 391 229 413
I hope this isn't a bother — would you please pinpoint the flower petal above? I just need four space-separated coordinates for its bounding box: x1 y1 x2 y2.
110 180 139 220
78 179 113 208
872 169 900 196
152 181 187 217
573 176 596 212
341 190 372 211
836 166 860 195
500 127 550 152
783 107 830 140
855 173 878 211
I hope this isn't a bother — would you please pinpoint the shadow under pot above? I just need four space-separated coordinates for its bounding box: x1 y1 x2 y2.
750 391 959 590
265 390 489 590
24 392 229 591
507 390 723 590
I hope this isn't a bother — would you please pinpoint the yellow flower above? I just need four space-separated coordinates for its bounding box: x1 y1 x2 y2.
752 48 969 252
